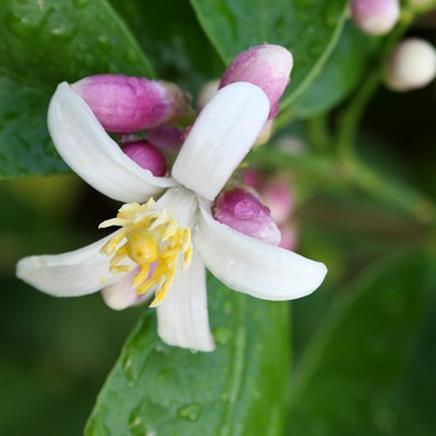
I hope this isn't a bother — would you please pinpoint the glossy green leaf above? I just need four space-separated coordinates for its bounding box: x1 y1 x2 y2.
290 23 378 118
86 278 290 436
110 0 224 93
0 76 67 179
290 250 436 435
0 0 153 88
0 0 154 178
189 0 348 109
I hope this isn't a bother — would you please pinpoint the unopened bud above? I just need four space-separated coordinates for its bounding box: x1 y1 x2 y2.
73 74 188 132
279 223 298 251
214 186 281 245
261 177 294 225
220 44 293 119
351 0 399 35
148 126 183 152
197 80 220 110
384 38 436 92
122 141 167 176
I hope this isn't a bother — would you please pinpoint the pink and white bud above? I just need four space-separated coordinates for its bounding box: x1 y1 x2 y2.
214 186 281 245
351 0 400 36
72 74 189 133
261 177 294 225
197 79 219 110
148 126 183 152
122 141 167 176
220 44 293 119
384 38 436 92
279 223 298 251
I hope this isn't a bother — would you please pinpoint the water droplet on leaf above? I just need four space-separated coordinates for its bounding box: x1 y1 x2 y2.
177 403 201 422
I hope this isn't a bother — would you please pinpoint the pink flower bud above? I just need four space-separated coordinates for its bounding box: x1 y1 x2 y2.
214 186 281 245
384 38 436 92
148 126 183 152
72 74 188 132
351 0 400 36
122 141 167 176
261 177 294 225
220 44 293 119
279 223 298 251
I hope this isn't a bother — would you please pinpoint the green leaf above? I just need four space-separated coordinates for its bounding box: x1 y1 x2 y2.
188 0 348 109
289 250 436 435
0 0 153 88
110 0 224 93
0 76 67 179
86 278 290 436
290 23 378 118
0 0 154 178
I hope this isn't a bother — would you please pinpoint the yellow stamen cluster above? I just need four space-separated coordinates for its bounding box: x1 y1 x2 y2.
99 199 192 307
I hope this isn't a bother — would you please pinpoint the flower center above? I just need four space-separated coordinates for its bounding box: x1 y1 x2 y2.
99 198 192 307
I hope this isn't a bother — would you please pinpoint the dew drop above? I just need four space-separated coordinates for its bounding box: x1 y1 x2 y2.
214 327 231 345
122 353 135 384
177 403 201 422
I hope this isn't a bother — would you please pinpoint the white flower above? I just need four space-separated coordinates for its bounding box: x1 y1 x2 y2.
16 81 327 352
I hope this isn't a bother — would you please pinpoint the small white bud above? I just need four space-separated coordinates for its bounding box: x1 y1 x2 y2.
384 38 436 92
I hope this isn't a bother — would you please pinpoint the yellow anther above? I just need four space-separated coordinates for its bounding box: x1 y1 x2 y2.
99 199 192 307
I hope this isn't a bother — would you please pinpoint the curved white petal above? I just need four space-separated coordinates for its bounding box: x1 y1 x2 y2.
48 82 175 202
16 232 129 297
157 253 215 352
194 206 327 300
101 267 150 310
172 82 269 201
155 186 198 227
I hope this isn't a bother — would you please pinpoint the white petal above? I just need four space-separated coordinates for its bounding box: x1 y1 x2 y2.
157 253 215 352
194 206 327 300
155 186 198 227
48 82 176 202
16 232 129 297
172 82 269 201
101 267 150 310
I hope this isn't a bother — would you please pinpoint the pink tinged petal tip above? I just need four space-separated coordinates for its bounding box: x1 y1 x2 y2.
72 74 188 132
351 0 400 36
214 187 281 246
101 265 154 310
261 177 294 225
122 141 167 176
220 44 293 119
